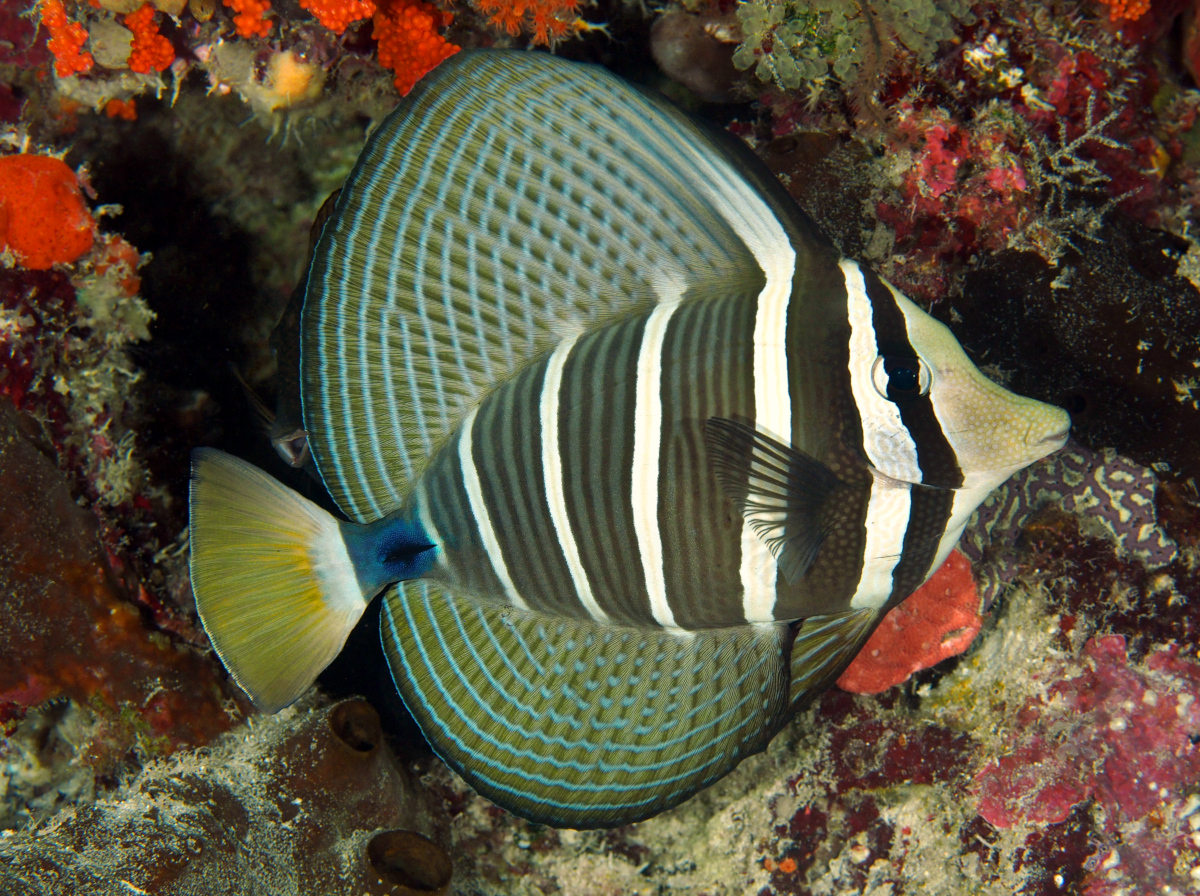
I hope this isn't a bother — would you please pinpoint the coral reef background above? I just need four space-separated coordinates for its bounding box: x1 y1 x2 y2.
1 0 1199 893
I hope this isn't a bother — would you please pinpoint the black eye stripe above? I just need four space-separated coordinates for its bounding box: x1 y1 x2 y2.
860 267 963 489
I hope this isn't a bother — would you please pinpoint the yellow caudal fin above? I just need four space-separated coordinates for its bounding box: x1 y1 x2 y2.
188 448 369 713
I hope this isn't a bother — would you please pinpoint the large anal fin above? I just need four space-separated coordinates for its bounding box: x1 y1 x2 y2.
379 584 794 829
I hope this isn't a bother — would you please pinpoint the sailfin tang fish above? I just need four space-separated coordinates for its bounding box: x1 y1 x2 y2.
189 50 1070 829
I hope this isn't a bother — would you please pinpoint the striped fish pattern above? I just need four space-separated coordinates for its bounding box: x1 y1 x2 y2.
188 50 1070 829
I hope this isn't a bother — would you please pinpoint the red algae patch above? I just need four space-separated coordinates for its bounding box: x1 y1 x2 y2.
0 155 94 270
0 398 236 750
837 550 983 694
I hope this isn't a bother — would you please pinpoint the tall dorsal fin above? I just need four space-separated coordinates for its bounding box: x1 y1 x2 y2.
379 582 793 828
300 50 825 522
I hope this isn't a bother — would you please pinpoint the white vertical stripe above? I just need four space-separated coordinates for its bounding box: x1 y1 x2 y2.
664 130 798 624
632 302 682 629
458 407 528 611
679 145 797 304
740 283 794 622
850 473 912 609
930 483 993 578
540 336 609 622
840 260 922 481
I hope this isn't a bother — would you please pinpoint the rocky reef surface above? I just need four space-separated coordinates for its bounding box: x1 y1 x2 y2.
2 0 1199 893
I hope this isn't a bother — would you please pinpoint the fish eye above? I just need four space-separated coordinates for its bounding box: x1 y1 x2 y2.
871 355 931 402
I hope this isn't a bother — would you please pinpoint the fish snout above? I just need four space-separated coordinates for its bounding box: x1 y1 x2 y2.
1023 405 1071 453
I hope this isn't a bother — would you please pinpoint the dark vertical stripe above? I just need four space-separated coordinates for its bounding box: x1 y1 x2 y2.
419 440 508 602
861 268 963 489
475 363 586 616
772 492 873 619
887 485 954 603
787 256 859 471
773 264 872 620
658 296 757 629
559 314 654 625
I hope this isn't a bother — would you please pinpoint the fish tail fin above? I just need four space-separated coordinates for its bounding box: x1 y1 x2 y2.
188 448 370 713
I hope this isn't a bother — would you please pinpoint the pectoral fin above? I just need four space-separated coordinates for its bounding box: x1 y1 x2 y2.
704 417 847 584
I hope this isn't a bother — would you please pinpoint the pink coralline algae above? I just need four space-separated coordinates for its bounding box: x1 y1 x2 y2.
974 635 1200 893
837 550 982 694
875 104 1037 299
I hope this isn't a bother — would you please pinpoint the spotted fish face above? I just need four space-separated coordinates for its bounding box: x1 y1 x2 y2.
898 295 1070 489
842 262 1069 492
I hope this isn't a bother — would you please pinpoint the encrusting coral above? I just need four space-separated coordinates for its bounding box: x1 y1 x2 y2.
733 0 977 107
0 154 94 270
974 635 1200 892
0 396 237 825
961 441 1178 608
26 0 610 129
0 136 243 827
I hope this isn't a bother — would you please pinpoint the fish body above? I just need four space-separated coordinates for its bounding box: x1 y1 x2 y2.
189 50 1069 828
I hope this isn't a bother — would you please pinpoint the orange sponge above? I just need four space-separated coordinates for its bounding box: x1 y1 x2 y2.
41 0 94 77
124 4 175 74
301 0 377 33
223 0 273 38
1096 0 1151 22
837 550 983 694
372 0 458 96
0 155 95 270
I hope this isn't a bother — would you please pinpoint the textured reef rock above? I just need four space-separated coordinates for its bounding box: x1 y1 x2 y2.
975 635 1200 888
0 396 236 826
0 697 452 896
0 398 230 740
0 136 247 831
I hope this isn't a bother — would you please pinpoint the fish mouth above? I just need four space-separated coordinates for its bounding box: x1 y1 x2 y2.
1038 427 1071 449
